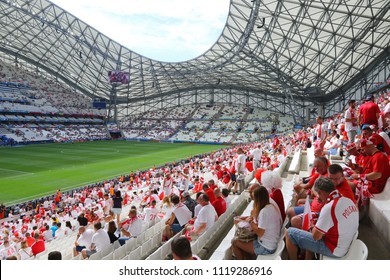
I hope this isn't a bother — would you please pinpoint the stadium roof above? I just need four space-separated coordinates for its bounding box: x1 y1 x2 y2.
0 0 389 114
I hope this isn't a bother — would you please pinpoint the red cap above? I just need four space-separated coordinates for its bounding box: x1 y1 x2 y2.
360 139 374 148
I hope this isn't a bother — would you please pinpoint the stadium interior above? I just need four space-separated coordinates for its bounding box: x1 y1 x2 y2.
0 0 389 260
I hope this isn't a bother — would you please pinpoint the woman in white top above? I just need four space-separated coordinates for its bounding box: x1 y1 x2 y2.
18 240 32 260
160 196 173 221
232 185 281 259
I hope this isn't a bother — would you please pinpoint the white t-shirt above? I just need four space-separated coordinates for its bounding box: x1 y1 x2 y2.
235 154 247 174
315 196 359 257
77 228 94 247
161 204 173 221
173 203 192 226
91 229 110 252
128 218 142 237
224 196 232 209
194 203 202 217
194 204 217 233
251 148 262 161
144 207 159 221
18 247 32 260
257 204 281 251
344 108 358 132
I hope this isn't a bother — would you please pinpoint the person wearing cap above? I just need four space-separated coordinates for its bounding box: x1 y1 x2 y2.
361 125 390 155
344 99 359 143
286 177 359 259
350 137 390 194
181 191 196 218
358 94 380 127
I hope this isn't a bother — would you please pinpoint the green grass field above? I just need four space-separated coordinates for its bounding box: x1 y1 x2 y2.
0 140 227 205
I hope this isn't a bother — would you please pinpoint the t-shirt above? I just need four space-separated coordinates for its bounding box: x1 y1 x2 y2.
359 101 380 126
336 179 356 204
235 154 247 173
194 204 217 233
315 195 359 257
257 204 281 251
77 229 94 247
212 196 227 217
91 229 110 252
112 196 123 209
344 108 358 132
362 150 390 194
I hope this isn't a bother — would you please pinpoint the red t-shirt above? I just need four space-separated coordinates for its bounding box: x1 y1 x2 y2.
336 179 356 204
363 150 390 194
205 188 216 203
31 240 45 256
359 101 380 126
212 197 227 217
245 161 254 172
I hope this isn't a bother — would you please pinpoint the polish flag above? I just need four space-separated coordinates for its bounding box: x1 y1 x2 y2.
302 198 312 231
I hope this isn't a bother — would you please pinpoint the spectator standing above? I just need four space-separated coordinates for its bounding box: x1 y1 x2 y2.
112 190 123 225
359 94 380 127
344 99 359 143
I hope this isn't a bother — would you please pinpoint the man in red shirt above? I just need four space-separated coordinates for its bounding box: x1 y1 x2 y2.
328 164 356 204
359 94 380 127
31 232 45 256
202 184 216 203
351 137 390 194
211 188 226 217
361 125 390 155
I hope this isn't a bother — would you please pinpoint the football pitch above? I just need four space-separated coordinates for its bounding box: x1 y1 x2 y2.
0 140 227 206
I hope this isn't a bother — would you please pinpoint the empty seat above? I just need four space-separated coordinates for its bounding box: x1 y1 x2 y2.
113 244 127 260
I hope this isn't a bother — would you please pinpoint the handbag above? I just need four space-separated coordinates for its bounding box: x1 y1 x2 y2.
233 221 257 243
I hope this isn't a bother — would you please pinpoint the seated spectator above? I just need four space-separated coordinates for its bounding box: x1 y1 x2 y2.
187 193 218 238
232 186 281 259
106 220 119 244
48 251 62 260
221 188 231 208
118 208 142 246
171 236 200 260
77 212 88 227
0 240 17 260
181 191 197 217
73 226 94 257
24 232 35 247
350 137 390 195
54 222 65 239
261 170 286 222
286 177 359 259
81 222 110 259
31 232 45 256
17 240 33 260
143 200 159 222
202 183 216 203
163 195 192 240
212 188 227 217
42 224 53 242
